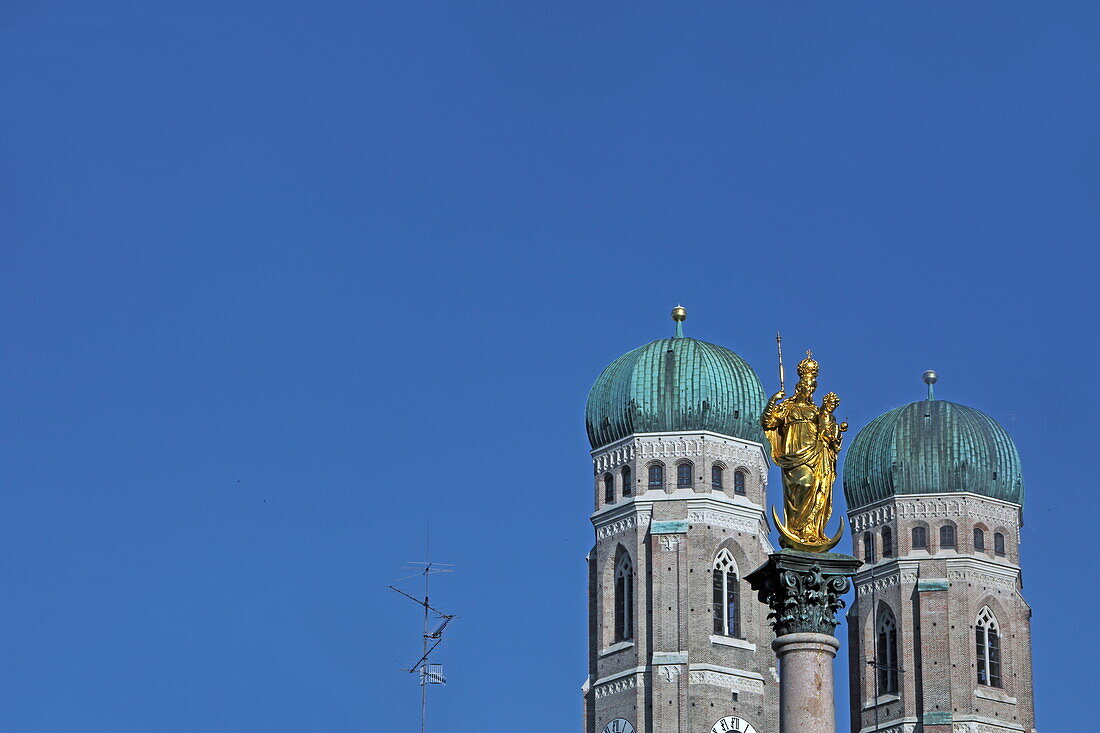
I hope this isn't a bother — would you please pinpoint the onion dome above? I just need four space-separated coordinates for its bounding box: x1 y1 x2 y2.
843 371 1024 510
585 307 767 449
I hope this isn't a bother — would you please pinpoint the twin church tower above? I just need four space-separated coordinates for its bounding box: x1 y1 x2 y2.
581 310 1035 733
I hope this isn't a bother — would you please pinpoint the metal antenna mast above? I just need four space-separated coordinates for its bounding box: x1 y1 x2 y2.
388 526 455 733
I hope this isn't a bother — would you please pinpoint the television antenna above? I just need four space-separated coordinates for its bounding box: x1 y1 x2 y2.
388 535 456 733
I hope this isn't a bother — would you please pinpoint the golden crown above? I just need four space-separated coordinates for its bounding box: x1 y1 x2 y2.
797 350 819 378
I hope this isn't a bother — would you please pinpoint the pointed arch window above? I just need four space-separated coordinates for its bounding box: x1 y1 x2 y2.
733 469 747 496
876 607 899 694
912 526 928 550
621 466 632 497
648 463 664 490
976 607 1002 688
994 532 1005 556
863 531 875 563
711 464 724 490
712 549 741 638
940 524 956 549
882 526 894 557
614 550 634 642
603 473 614 504
973 528 985 552
677 462 694 488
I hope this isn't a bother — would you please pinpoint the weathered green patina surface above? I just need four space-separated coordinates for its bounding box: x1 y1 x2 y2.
585 333 766 450
843 398 1024 509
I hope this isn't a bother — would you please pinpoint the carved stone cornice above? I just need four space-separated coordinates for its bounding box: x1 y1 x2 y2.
687 669 765 694
595 512 652 540
856 571 919 597
849 494 1022 533
592 673 641 699
687 508 760 535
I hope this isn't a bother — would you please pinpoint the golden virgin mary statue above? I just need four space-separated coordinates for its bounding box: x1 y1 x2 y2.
761 351 847 552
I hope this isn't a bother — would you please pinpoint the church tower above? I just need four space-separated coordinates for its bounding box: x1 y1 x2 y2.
582 309 780 733
842 372 1036 733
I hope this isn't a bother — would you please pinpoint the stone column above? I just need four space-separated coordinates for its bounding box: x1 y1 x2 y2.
746 550 860 733
771 633 840 733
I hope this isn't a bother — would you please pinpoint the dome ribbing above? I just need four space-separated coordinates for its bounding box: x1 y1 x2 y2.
843 398 1024 509
585 335 766 450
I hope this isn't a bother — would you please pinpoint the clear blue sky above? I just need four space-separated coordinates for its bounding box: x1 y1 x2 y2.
1 3 1096 731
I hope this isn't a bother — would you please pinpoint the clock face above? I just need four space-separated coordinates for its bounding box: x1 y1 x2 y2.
710 716 757 733
601 719 635 733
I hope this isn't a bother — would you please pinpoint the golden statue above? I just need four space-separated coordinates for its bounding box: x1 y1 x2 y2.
761 347 848 552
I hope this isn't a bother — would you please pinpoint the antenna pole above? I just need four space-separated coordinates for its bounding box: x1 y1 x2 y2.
421 522 429 733
387 522 455 733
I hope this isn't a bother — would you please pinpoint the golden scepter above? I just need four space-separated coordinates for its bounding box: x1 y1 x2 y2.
776 332 785 392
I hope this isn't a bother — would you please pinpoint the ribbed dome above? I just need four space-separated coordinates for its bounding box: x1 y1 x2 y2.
585 334 767 450
843 398 1024 510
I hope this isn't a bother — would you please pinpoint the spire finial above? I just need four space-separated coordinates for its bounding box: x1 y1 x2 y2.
923 369 938 400
671 305 686 338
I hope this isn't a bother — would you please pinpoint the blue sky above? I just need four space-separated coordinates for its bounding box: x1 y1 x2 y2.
1 2 1096 731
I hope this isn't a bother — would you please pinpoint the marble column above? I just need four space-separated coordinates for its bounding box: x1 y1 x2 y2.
746 550 860 733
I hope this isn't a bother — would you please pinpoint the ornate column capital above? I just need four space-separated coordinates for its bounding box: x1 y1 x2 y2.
746 549 861 637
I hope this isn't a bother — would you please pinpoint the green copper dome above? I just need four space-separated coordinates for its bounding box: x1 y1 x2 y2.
843 392 1024 510
585 318 766 449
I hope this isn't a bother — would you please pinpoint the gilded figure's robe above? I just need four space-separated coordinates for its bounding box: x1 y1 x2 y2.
762 397 840 544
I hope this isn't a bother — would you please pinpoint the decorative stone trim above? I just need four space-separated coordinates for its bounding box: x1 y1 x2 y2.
951 722 1024 733
688 509 759 534
593 443 636 473
849 494 1022 533
946 569 1017 591
851 504 897 532
592 673 642 699
595 513 651 539
687 668 765 695
856 571 918 597
638 438 705 459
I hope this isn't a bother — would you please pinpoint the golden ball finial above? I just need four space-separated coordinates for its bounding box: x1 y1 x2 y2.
671 305 687 322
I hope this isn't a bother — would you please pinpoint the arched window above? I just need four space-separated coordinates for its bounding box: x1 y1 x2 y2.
711 464 724 490
863 531 875 563
876 607 899 694
976 607 1002 688
733 469 747 496
614 550 634 642
603 473 614 503
648 463 664 490
621 466 632 497
712 549 740 638
677 462 694 488
882 526 894 557
940 524 956 549
912 526 928 550
994 532 1005 556
973 528 985 552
